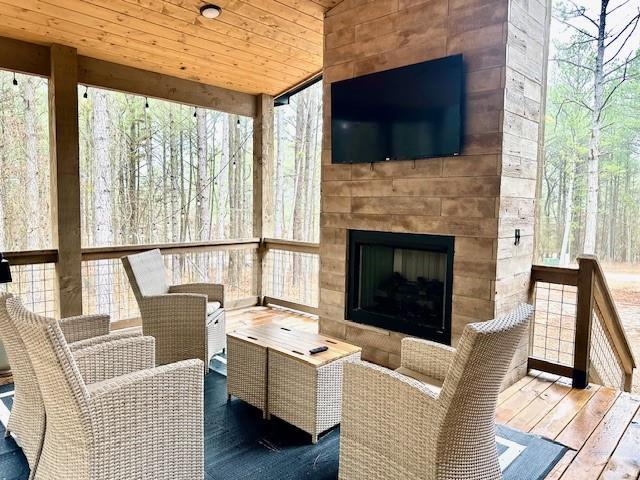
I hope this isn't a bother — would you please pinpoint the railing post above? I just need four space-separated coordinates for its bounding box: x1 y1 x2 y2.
573 255 595 388
252 94 274 306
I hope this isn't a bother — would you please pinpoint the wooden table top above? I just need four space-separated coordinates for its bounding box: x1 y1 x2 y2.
227 324 361 367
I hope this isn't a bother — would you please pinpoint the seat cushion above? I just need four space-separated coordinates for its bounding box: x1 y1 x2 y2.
395 366 443 395
207 302 221 317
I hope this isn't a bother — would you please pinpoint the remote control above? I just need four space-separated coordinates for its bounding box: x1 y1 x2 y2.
309 346 329 355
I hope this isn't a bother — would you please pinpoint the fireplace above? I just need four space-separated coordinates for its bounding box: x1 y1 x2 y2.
346 230 454 344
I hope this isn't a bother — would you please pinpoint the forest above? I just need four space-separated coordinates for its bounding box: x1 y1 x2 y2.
538 0 640 265
0 70 322 316
0 71 321 252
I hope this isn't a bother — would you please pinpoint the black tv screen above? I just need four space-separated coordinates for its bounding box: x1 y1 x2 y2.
331 54 464 164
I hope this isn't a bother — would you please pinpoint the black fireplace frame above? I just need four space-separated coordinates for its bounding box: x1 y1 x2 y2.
346 230 454 345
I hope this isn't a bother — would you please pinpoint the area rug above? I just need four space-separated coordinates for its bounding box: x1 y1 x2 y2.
0 373 568 480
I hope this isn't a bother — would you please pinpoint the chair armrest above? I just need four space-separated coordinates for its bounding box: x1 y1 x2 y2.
73 336 156 384
87 359 204 478
401 337 456 382
59 313 110 343
88 359 202 400
69 329 141 352
340 361 443 476
139 293 207 326
169 283 225 305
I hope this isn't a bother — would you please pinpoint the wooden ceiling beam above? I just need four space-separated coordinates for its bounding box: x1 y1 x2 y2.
78 56 256 117
0 35 257 116
0 35 49 77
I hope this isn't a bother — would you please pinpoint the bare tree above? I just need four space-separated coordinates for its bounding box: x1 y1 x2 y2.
23 77 39 249
196 108 210 241
92 90 113 311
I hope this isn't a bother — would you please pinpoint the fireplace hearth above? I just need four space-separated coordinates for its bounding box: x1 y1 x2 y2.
346 230 454 344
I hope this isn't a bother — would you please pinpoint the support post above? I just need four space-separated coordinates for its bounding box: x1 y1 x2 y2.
253 94 274 305
573 256 595 388
49 44 83 317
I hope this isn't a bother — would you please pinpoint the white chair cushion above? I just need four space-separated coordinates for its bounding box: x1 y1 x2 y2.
207 302 222 317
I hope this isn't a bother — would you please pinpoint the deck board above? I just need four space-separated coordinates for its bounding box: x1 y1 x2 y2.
531 385 600 439
507 378 573 432
556 386 620 450
560 394 640 479
229 306 640 480
599 406 640 479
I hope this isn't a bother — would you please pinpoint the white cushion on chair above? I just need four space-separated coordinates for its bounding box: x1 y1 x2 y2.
207 302 222 317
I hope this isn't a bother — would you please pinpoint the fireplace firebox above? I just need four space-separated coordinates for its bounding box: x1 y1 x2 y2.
346 230 454 344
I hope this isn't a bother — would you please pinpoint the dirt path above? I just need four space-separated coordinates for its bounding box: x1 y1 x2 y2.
602 265 640 393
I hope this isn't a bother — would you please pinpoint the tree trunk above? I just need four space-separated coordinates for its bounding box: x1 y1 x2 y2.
24 77 39 249
291 96 306 241
582 0 608 254
92 90 113 313
128 121 138 244
559 163 574 265
196 108 210 241
274 107 285 238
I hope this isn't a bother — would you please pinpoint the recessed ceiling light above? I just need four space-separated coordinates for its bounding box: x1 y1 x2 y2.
200 4 222 19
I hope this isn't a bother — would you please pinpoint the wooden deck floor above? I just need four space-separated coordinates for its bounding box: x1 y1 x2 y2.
230 306 640 480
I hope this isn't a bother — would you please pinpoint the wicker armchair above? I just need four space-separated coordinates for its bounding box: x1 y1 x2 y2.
6 297 204 480
122 249 225 371
339 304 534 480
0 293 148 478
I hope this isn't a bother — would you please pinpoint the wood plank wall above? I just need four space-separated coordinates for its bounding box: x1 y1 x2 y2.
319 0 547 378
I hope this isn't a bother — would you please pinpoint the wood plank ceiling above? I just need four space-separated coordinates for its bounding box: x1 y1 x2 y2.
0 0 338 95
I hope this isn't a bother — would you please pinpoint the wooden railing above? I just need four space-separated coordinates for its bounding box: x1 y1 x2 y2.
529 255 636 392
2 237 321 323
262 238 320 315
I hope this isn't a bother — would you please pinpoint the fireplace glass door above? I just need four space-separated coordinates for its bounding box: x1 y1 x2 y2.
347 230 453 343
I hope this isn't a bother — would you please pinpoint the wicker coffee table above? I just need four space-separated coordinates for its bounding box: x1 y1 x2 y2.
226 324 361 443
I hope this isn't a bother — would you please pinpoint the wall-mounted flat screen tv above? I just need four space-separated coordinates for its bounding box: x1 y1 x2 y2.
331 54 464 164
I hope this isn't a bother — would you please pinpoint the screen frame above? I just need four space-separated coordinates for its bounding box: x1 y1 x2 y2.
330 54 465 165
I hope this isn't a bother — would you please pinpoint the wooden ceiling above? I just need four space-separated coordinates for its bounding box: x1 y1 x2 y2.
0 0 338 95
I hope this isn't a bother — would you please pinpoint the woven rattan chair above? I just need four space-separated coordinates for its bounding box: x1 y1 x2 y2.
339 304 534 480
6 297 204 480
122 248 226 370
0 293 149 478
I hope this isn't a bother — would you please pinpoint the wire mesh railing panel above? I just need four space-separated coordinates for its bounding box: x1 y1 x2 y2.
82 248 258 322
82 259 140 321
0 263 57 317
161 249 258 302
531 282 577 366
589 306 626 390
263 249 319 308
